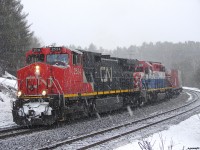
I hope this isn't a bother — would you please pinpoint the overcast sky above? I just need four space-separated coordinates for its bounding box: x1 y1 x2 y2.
21 0 200 49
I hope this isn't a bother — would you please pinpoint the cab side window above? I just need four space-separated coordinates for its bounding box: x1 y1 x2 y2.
73 52 82 65
73 53 78 65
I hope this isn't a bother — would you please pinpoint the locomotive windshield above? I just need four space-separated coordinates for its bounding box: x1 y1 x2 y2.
26 54 45 64
47 54 68 66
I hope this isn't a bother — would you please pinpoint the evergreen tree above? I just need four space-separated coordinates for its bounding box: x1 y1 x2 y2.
88 43 97 52
0 0 33 74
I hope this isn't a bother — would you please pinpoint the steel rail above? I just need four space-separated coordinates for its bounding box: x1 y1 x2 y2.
0 126 24 134
0 128 32 139
0 127 48 140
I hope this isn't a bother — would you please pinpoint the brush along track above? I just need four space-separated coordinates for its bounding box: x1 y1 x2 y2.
38 90 200 150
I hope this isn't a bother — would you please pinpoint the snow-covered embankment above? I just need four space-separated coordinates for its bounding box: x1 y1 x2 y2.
0 72 17 128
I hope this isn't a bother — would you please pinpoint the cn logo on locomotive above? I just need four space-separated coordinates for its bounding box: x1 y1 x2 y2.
100 67 112 82
26 76 53 88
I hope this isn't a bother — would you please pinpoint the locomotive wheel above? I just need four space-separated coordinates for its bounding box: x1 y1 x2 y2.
88 101 100 118
82 103 90 117
149 92 158 103
176 90 181 95
165 93 169 100
131 96 138 107
93 105 101 119
165 91 172 100
147 93 153 104
138 97 145 107
87 99 97 117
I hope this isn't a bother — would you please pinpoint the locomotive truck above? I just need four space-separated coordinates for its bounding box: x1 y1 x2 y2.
12 47 182 126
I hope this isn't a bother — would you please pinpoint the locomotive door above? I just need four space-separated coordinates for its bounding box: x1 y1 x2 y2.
71 52 83 94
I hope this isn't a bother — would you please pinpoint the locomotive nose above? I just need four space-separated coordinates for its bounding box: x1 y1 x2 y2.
20 63 51 96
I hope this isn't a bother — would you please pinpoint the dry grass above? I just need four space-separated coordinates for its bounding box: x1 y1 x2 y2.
137 133 177 150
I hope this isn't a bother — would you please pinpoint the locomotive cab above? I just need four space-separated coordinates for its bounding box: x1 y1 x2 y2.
18 47 84 96
26 47 70 67
13 47 85 125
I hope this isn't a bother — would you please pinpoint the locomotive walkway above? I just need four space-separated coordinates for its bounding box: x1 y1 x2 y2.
38 89 200 150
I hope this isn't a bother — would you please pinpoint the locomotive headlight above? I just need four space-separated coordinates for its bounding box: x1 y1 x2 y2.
17 91 22 97
36 65 40 70
42 90 47 96
35 65 40 75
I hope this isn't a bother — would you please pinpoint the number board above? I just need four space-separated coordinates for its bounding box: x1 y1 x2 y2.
32 48 41 52
50 47 62 52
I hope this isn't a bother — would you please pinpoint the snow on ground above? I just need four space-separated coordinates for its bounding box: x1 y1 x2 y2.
2 71 17 80
116 114 200 150
116 87 200 150
0 72 17 128
115 114 200 150
183 86 200 93
0 91 16 128
0 72 17 89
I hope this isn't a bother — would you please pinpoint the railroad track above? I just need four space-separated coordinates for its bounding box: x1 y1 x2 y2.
0 123 53 140
0 126 48 140
0 126 23 134
0 127 32 139
38 89 200 150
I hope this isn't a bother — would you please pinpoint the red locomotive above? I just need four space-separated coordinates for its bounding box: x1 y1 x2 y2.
12 47 182 126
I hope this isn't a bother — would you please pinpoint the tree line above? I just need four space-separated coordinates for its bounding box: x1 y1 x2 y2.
0 0 40 75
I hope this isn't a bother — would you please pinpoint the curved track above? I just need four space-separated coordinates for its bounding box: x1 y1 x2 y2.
38 89 200 150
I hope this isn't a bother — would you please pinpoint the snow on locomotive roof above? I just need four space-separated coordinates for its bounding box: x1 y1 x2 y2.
76 49 101 55
71 49 83 54
101 58 118 62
